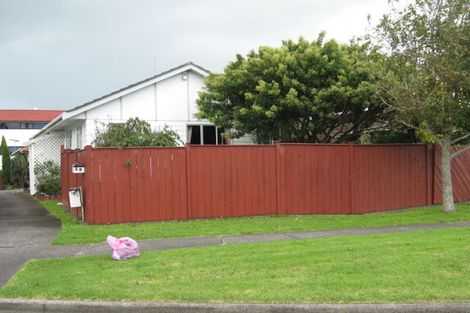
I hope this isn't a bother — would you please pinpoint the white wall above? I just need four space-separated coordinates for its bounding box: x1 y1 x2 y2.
65 70 211 149
188 71 207 121
156 73 189 121
86 98 121 120
122 84 155 120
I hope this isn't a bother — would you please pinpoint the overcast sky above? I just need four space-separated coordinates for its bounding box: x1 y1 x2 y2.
0 0 390 110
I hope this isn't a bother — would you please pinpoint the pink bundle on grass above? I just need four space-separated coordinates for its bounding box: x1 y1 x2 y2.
106 235 140 260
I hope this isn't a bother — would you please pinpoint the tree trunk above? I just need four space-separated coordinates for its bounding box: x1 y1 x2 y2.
440 136 455 213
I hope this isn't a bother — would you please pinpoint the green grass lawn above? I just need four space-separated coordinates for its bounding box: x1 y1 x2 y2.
2 227 470 303
43 200 470 245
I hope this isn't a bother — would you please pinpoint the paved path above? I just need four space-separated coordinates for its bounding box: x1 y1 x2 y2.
38 220 470 260
0 191 60 288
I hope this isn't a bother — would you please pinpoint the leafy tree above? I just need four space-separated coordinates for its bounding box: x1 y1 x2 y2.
94 117 182 148
34 160 60 196
360 123 420 144
1 136 10 185
10 153 29 189
373 0 470 212
197 34 386 143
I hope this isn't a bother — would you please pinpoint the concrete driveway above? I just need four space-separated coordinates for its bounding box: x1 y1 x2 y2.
0 191 60 288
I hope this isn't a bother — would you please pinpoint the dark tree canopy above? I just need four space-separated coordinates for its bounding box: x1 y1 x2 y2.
197 34 385 143
1 136 10 185
94 117 182 148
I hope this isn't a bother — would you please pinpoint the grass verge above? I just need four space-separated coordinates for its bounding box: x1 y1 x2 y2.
1 227 470 303
43 200 470 245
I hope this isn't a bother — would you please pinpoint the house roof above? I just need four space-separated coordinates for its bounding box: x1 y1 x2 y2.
32 62 210 140
65 62 211 115
0 110 63 122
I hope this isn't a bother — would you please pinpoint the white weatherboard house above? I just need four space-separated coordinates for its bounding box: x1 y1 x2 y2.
29 62 241 194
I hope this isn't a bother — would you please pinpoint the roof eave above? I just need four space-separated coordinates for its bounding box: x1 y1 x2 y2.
30 114 64 141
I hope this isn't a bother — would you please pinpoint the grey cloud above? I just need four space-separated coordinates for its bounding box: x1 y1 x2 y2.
0 0 388 110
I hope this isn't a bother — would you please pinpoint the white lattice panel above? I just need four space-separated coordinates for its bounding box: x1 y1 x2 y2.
29 132 64 194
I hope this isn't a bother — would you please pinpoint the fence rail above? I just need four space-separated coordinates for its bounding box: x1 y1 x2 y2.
61 143 470 224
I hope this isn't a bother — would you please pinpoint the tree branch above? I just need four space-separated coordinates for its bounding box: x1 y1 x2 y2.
451 143 470 159
451 132 470 144
393 119 442 145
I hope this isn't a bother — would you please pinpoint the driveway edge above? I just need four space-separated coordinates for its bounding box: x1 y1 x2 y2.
2 299 470 313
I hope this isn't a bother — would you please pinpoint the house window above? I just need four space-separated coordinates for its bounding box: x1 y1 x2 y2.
76 127 82 148
0 122 20 129
65 130 72 149
187 125 226 145
32 122 47 129
0 122 47 129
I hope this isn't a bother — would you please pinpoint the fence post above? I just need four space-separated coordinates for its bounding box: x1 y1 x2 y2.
60 145 66 206
275 141 284 215
83 145 93 223
349 143 354 214
425 144 432 206
431 144 436 205
185 144 191 219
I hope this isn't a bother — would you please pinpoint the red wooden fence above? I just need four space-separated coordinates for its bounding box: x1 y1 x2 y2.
61 143 470 224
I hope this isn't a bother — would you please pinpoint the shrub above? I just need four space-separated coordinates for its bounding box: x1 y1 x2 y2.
10 154 29 189
94 118 182 148
1 136 10 185
34 160 60 196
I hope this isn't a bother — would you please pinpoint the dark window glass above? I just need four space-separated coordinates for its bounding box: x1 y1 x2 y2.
203 126 216 144
0 122 49 129
189 126 201 144
0 122 21 129
32 123 47 129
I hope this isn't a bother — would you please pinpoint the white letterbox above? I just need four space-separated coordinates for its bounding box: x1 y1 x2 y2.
72 164 85 174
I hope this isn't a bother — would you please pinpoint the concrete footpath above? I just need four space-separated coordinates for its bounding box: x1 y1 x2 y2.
1 299 470 313
37 220 470 260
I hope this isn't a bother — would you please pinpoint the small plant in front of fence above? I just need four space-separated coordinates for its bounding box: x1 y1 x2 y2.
10 153 29 189
34 160 61 197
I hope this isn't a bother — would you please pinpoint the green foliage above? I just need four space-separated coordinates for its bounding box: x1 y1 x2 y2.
94 118 182 148
374 0 470 145
34 161 60 196
360 122 420 144
197 34 386 143
1 136 10 185
10 154 29 188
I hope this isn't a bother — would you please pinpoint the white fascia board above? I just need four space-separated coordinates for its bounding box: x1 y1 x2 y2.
64 64 210 121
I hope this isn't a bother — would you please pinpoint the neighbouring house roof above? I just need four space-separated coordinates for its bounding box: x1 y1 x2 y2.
32 61 210 140
0 110 63 122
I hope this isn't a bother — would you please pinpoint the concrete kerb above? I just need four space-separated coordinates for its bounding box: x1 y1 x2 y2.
2 299 470 313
